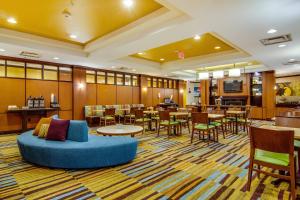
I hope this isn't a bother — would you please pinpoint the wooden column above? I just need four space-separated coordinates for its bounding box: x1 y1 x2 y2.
178 80 185 107
262 71 275 119
73 67 87 120
200 80 210 105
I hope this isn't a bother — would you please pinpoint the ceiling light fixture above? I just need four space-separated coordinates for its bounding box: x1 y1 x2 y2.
69 34 77 39
213 71 224 79
289 58 295 62
160 58 165 61
194 34 201 40
7 17 17 24
123 0 134 8
199 72 209 80
53 57 59 60
267 29 277 34
0 49 6 52
278 44 286 48
214 46 221 50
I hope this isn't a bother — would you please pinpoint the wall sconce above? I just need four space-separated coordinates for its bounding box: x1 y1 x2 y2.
158 92 161 99
78 83 84 89
142 87 147 92
179 89 184 94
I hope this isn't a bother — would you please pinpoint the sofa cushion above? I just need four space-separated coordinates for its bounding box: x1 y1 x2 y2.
46 119 70 141
33 117 52 136
67 120 88 142
38 124 50 138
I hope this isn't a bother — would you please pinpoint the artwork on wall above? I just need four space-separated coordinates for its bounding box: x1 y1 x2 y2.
276 81 300 96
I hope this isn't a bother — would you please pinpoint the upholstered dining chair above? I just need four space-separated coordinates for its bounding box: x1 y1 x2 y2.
157 110 180 137
191 112 217 144
237 106 252 134
134 109 151 134
124 107 138 124
100 108 116 126
276 116 300 174
247 126 296 200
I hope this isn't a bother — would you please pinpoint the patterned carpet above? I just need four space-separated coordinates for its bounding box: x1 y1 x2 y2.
0 120 297 200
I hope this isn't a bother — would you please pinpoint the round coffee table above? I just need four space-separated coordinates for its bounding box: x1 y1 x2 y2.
97 124 143 137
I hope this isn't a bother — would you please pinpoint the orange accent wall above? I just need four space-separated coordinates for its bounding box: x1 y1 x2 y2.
97 85 117 105
73 68 87 120
117 86 132 104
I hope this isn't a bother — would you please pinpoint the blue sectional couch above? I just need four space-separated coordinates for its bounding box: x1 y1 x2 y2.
17 120 138 169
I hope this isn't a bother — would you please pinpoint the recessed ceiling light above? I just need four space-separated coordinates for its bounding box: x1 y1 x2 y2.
289 58 295 62
123 0 134 8
267 29 277 34
278 44 286 48
194 34 201 40
69 34 77 39
53 57 59 60
160 58 165 61
138 52 144 55
7 17 17 24
214 46 221 50
0 49 6 52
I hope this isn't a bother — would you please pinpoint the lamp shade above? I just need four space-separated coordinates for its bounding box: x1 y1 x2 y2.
199 72 209 80
228 68 241 77
213 71 224 79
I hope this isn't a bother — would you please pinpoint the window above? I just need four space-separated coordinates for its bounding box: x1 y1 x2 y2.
125 75 131 86
132 75 138 86
86 70 96 83
0 59 5 77
147 77 152 87
6 61 25 78
26 63 42 79
59 67 72 81
164 79 168 88
116 74 124 85
97 71 106 84
107 73 115 84
153 78 157 88
44 65 58 80
173 80 177 89
158 78 163 88
168 80 173 89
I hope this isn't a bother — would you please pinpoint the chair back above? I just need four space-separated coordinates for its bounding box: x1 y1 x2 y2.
159 110 170 121
275 116 300 128
249 126 294 154
135 109 144 119
228 107 242 111
191 112 209 124
210 109 225 115
104 108 115 116
130 107 138 114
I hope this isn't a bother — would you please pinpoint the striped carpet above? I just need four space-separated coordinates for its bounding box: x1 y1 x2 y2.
0 120 297 200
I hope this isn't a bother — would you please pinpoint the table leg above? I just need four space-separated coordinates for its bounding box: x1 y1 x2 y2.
235 114 238 134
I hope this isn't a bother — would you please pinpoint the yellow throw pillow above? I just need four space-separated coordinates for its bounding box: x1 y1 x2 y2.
38 124 50 138
33 118 52 136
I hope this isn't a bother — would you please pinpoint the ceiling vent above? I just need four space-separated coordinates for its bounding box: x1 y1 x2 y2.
20 51 40 59
283 60 300 65
260 34 292 46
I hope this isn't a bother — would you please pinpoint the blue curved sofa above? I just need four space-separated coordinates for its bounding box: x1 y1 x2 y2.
17 121 138 169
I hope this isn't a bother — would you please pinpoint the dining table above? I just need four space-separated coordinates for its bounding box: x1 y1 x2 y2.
226 110 246 134
143 110 159 131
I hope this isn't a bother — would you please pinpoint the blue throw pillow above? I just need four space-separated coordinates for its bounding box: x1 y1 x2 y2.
67 120 88 142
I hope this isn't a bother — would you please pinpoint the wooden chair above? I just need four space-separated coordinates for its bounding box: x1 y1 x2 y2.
276 116 300 174
134 109 151 134
100 108 116 126
176 110 190 134
247 126 296 200
191 112 217 144
124 107 138 124
209 109 228 139
237 106 252 134
157 111 180 137
167 107 177 112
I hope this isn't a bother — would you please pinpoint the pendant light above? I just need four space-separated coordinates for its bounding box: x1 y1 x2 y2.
213 71 224 79
199 72 209 80
228 64 241 77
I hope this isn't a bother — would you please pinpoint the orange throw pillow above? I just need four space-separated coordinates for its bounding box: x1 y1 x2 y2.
33 118 52 136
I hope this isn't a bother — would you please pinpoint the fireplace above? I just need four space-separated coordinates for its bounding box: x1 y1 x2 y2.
221 96 247 106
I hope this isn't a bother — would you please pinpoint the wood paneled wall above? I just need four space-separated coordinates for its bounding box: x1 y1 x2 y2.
218 74 250 97
73 68 86 120
262 71 275 119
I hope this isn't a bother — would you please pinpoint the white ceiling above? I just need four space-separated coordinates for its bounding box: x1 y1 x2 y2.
0 0 299 79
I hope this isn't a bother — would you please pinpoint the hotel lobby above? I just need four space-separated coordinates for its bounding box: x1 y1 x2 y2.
1 0 300 199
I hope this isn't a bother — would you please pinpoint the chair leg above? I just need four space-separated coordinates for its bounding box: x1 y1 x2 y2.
290 163 296 200
167 126 170 138
222 124 225 139
157 125 160 137
298 150 300 174
247 158 254 191
257 165 260 178
191 128 194 143
187 122 190 134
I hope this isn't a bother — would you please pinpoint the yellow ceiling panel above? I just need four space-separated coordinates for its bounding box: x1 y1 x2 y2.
131 33 237 63
0 0 162 44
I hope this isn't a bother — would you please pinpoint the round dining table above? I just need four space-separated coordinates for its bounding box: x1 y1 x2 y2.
97 124 143 137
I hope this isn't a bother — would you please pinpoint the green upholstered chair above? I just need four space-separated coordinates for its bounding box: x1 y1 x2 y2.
124 107 138 124
191 112 217 144
134 109 151 134
247 126 296 200
157 110 180 137
100 108 116 126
